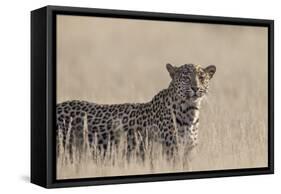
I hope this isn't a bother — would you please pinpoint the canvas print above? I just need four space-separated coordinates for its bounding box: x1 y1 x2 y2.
56 15 268 179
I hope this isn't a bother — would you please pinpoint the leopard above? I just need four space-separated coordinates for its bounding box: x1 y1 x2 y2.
56 63 216 161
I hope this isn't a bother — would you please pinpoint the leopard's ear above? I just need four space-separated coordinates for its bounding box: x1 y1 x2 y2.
205 65 216 79
166 63 176 79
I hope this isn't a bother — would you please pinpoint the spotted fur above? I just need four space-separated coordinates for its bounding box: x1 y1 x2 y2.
57 63 216 159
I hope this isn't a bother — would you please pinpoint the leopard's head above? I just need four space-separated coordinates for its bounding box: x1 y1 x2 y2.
166 63 216 100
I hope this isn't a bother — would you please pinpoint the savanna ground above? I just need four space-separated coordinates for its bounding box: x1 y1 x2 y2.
56 15 268 179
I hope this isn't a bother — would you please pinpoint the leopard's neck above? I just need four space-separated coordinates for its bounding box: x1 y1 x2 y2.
147 87 202 119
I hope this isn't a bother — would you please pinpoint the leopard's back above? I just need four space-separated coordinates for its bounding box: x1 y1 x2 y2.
56 100 156 156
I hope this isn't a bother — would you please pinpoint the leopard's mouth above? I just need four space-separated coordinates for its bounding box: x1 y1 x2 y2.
179 90 206 99
189 91 206 98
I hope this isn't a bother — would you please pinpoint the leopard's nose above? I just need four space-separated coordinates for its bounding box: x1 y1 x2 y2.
191 87 199 92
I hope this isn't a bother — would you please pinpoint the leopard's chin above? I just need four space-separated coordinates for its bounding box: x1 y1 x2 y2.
182 94 202 102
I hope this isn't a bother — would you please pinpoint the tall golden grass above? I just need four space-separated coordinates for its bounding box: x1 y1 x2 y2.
57 115 195 179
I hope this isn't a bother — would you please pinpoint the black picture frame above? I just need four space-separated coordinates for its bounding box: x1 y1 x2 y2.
31 5 274 188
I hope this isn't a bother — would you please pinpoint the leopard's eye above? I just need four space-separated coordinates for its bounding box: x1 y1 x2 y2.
181 75 190 82
180 74 190 82
198 71 206 79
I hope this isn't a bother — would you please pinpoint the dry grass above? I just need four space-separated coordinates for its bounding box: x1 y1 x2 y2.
56 122 193 179
56 15 268 179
